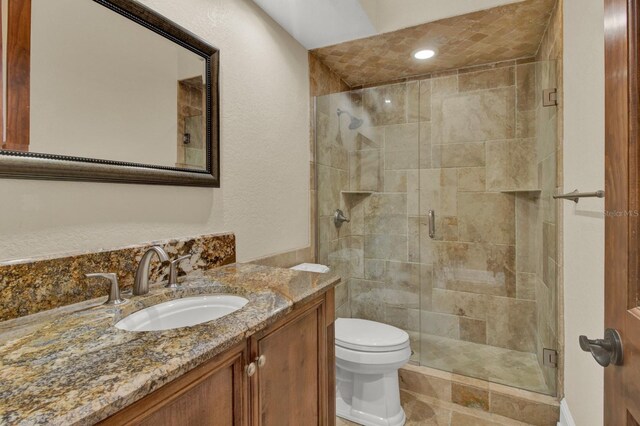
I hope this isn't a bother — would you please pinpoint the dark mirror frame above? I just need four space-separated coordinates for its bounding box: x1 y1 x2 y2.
0 0 220 187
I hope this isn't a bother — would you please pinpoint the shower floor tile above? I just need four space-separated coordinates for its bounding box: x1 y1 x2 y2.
420 334 551 395
336 390 533 425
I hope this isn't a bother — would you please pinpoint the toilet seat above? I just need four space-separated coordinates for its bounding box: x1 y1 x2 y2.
335 318 410 352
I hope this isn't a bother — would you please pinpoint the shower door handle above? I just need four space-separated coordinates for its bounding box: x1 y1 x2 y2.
428 210 436 239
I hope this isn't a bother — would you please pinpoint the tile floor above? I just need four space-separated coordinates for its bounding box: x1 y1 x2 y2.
420 335 551 394
336 389 534 426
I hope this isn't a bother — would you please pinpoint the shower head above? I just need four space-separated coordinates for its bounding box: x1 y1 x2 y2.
337 108 363 130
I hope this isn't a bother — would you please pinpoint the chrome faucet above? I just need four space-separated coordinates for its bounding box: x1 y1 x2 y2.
167 254 192 289
133 246 170 296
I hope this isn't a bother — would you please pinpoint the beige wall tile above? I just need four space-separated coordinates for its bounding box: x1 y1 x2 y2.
486 139 537 191
437 88 515 145
350 274 419 309
407 170 420 215
457 167 486 192
432 142 486 168
364 84 413 126
386 306 420 332
460 317 487 344
363 193 408 235
452 383 490 411
489 391 559 426
349 150 382 191
384 170 408 192
420 121 432 168
385 150 420 170
516 110 536 139
433 241 516 297
458 67 515 92
516 272 537 300
419 169 458 217
458 192 515 245
486 297 537 352
422 310 461 339
364 234 408 261
399 368 452 401
419 80 432 122
515 193 542 274
432 288 488 319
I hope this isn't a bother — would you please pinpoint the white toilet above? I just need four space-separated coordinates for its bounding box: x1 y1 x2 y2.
335 318 411 426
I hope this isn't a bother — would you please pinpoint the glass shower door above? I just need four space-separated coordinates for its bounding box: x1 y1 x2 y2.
417 61 558 395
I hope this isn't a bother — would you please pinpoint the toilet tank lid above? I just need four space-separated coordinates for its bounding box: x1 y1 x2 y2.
335 318 409 351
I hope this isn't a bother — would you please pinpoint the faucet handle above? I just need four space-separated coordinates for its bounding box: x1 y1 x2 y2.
86 273 127 305
167 254 192 288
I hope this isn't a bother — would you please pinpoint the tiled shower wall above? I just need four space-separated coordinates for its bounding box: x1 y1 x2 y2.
317 59 559 395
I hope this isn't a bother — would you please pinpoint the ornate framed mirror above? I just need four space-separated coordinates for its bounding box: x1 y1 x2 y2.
1 0 220 187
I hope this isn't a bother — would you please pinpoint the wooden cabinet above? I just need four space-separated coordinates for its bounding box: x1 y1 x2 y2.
101 343 249 426
250 295 329 426
101 289 335 426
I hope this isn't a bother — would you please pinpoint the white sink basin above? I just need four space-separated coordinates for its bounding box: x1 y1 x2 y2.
115 294 249 332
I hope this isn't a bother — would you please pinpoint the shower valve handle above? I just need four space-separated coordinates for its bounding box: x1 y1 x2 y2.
334 209 350 227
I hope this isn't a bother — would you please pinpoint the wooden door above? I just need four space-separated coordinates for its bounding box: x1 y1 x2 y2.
604 0 640 423
250 296 329 426
100 343 248 426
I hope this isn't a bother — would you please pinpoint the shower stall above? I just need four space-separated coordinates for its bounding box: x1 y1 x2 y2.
315 60 560 396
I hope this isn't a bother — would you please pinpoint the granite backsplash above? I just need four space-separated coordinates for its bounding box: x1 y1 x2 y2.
0 233 236 321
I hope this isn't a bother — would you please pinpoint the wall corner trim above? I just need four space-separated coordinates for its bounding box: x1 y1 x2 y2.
558 399 576 426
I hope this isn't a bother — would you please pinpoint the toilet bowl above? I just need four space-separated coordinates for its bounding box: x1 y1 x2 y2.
335 318 411 426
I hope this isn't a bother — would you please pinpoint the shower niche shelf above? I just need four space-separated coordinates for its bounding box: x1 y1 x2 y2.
341 191 375 196
500 189 542 194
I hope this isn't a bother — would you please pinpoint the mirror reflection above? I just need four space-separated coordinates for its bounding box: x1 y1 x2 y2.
2 0 209 171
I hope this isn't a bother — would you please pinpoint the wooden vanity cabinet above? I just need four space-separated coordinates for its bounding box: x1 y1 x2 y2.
100 343 249 426
100 288 335 426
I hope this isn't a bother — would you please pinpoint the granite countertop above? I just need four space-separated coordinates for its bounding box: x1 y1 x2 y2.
0 263 339 425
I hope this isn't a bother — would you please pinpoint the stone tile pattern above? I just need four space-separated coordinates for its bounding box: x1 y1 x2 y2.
0 233 236 321
531 0 563 396
398 364 560 425
310 0 556 87
420 335 548 394
309 52 352 272
316 57 559 395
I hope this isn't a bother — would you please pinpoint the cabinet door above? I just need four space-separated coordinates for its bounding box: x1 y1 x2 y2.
100 343 248 426
251 297 329 426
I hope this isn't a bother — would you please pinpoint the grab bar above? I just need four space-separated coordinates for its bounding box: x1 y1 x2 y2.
553 189 605 203
428 210 435 239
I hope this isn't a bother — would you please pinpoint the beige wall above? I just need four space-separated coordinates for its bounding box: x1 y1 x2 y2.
0 0 310 263
562 0 605 424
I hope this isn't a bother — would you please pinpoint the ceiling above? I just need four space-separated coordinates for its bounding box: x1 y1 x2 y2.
251 0 376 49
252 0 524 49
311 0 556 87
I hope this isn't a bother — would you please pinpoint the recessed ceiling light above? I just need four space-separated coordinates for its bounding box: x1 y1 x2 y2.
384 99 392 104
413 49 436 60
